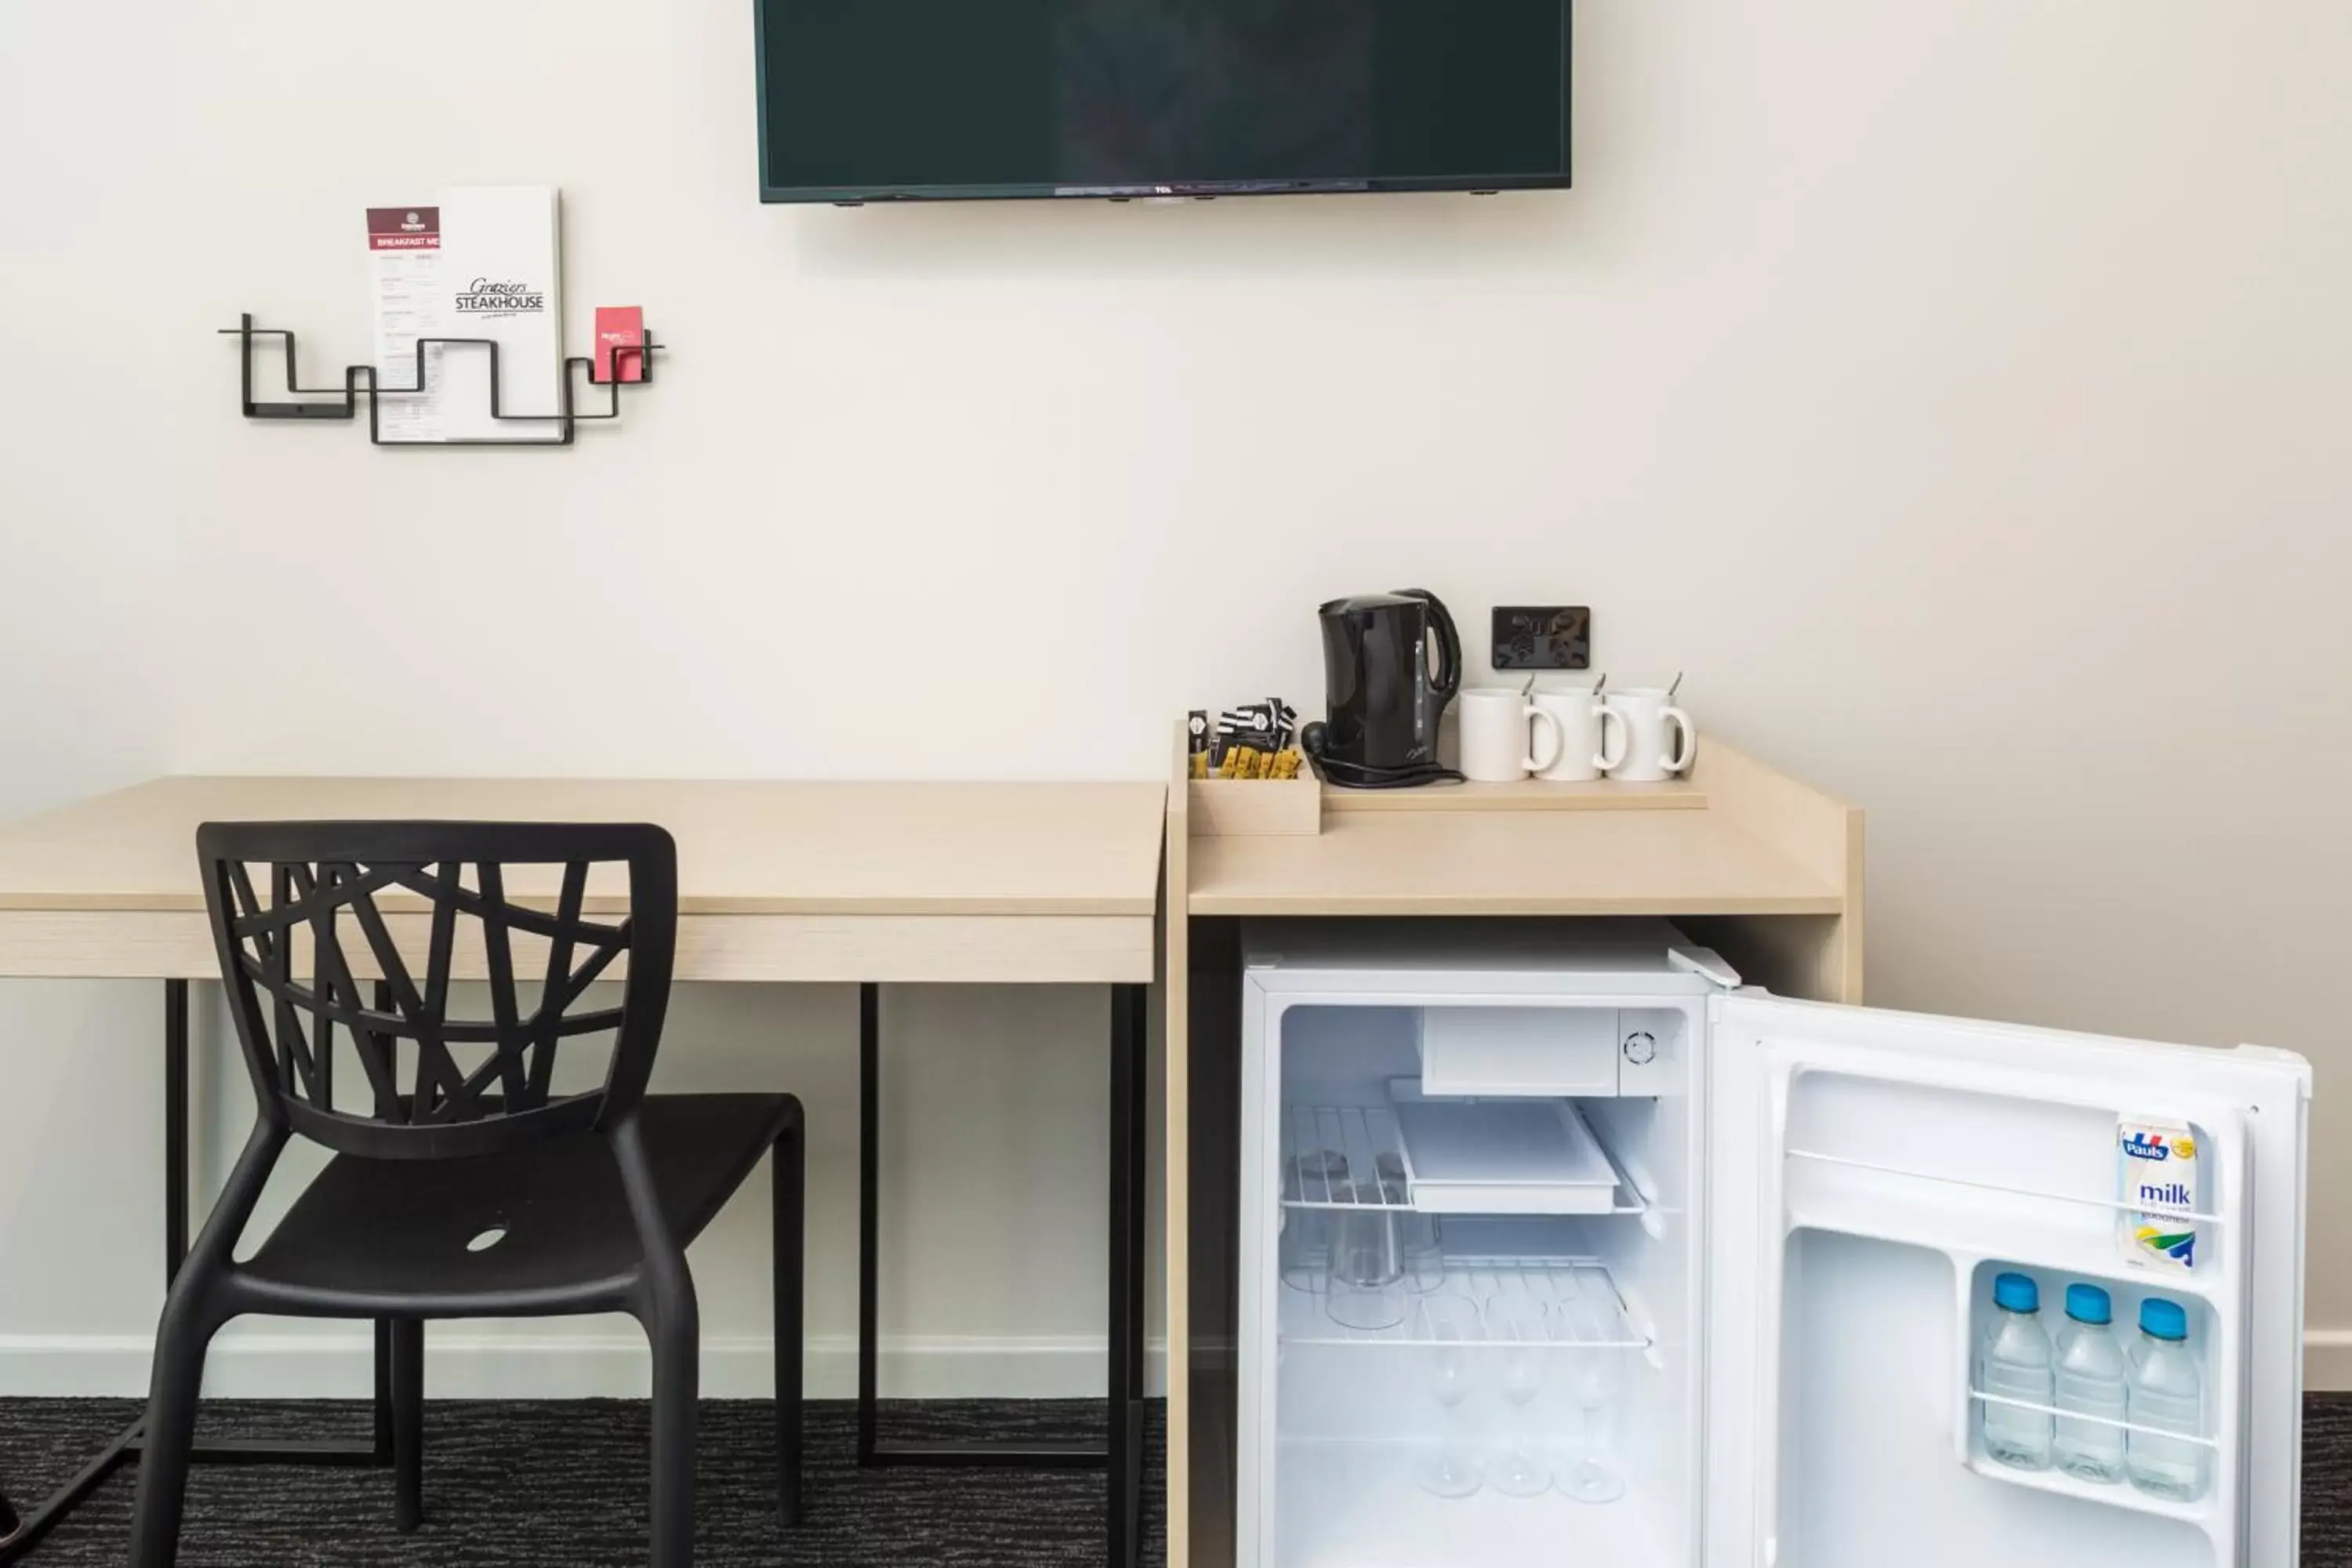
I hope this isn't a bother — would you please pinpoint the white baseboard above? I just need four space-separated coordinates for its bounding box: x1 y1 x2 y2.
30 1326 2333 1396
0 1332 1168 1402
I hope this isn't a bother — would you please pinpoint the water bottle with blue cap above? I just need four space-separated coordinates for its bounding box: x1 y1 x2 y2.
2127 1295 2205 1501
1979 1271 2053 1469
2053 1283 2129 1483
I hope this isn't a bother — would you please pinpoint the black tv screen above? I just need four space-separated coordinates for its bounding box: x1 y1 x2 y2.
755 0 1571 203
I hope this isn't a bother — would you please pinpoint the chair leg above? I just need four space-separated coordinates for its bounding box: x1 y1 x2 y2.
644 1282 701 1568
773 1120 806 1527
128 1284 226 1568
390 1318 425 1533
372 1318 394 1459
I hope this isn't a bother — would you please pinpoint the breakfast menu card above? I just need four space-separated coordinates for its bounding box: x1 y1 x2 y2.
366 186 563 444
366 205 443 444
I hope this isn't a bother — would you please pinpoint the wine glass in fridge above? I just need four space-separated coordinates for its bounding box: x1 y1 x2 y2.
1485 1282 1552 1498
1557 1266 1628 1504
1413 1293 1485 1499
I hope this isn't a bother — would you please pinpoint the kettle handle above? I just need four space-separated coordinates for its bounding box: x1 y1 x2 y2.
1395 589 1461 704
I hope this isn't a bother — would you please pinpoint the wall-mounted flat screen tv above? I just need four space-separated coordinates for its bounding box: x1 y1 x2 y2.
755 0 1571 204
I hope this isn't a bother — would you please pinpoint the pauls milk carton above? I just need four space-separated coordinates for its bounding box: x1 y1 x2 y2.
2118 1119 2201 1272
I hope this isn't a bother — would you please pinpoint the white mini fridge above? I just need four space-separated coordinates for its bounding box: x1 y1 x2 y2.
1234 920 2309 1568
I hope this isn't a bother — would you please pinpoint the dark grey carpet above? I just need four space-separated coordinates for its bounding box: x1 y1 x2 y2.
0 1399 1163 1566
9 1396 2350 1563
2307 1396 2352 1565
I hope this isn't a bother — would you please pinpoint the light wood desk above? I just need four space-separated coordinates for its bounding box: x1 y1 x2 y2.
1160 739 1863 1568
0 777 1163 983
0 776 1168 1568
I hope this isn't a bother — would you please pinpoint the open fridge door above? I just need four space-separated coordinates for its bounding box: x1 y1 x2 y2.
1703 992 2308 1568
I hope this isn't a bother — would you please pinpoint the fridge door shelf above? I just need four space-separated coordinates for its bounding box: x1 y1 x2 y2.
1280 1101 1646 1218
1780 1144 2234 1304
1961 1442 2216 1526
1962 1387 2217 1524
1969 1387 2218 1452
1786 1146 2226 1226
1278 1258 1649 1351
1958 1258 2221 1527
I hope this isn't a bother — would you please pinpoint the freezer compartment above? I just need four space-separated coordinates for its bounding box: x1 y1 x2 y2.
1418 1004 1694 1098
1963 1260 2220 1522
1278 1004 1674 1219
1278 1002 1697 1106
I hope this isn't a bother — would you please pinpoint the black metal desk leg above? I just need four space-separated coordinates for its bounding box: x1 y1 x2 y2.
856 982 880 1467
165 979 189 1276
1106 981 1149 1568
857 983 1143 1475
854 980 1151 1568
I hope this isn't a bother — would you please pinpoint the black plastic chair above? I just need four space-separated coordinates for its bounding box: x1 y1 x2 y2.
129 822 804 1568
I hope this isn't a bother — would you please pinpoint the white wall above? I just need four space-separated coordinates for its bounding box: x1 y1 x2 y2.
4 0 2349 1396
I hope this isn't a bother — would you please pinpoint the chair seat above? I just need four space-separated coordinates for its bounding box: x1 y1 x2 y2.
243 1093 799 1305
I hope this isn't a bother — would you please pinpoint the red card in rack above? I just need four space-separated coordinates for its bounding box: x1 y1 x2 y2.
595 306 645 383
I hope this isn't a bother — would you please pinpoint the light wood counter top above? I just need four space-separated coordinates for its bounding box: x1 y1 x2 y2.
0 776 1168 983
1184 742 1857 922
1188 801 1839 916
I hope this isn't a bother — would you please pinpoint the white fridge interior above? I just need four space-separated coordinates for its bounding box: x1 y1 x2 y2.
1240 927 1723 1568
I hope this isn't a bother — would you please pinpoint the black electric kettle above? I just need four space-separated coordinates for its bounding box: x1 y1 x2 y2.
1305 590 1463 788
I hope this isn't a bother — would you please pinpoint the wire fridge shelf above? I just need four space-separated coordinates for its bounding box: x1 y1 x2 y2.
1279 1257 1649 1350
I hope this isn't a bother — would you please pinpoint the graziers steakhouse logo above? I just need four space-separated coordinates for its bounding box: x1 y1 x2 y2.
453 277 546 314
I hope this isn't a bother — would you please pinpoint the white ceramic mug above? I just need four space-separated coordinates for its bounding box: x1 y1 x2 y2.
1456 688 1563 782
1530 690 1628 782
1602 688 1697 782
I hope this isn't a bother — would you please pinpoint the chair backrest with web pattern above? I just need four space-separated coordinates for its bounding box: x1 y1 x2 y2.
196 820 677 1160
